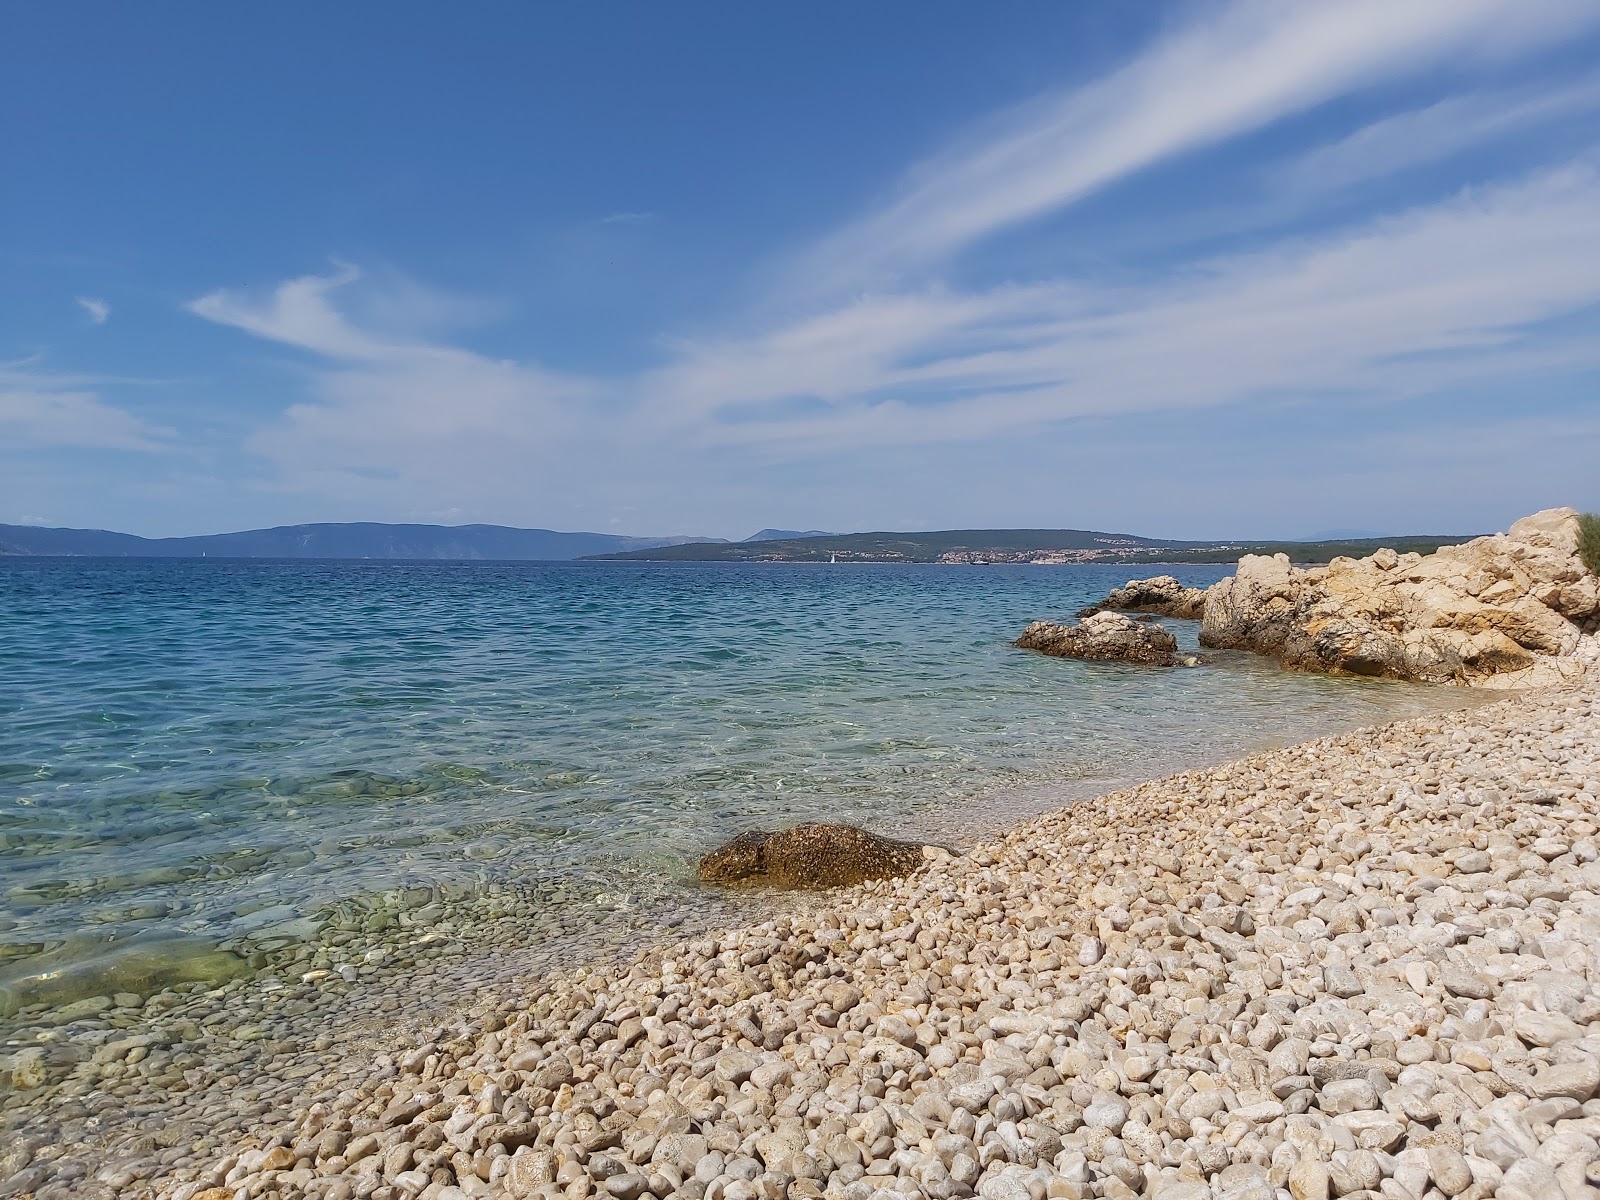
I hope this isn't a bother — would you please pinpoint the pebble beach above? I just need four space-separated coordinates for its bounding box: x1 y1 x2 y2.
6 673 1589 1200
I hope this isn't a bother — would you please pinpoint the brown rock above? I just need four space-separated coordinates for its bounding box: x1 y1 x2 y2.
697 824 933 889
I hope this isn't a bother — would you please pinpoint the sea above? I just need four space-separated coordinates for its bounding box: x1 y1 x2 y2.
0 557 1477 1017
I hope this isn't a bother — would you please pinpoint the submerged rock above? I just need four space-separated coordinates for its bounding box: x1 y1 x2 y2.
0 937 251 1017
1078 574 1208 620
1201 507 1600 687
697 823 938 889
1015 611 1180 666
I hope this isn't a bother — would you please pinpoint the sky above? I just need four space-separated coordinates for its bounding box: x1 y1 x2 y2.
4 1 1600 541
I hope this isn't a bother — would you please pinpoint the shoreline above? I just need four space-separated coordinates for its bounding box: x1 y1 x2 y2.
10 675 1584 1199
0 624 1476 1017
0 659 1480 1187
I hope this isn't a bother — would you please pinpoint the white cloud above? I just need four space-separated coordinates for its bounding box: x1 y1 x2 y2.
0 362 170 452
178 2 1600 531
599 211 654 225
1278 74 1600 196
643 284 1074 423
188 268 594 498
189 264 523 368
653 164 1600 452
187 263 387 360
190 161 1600 521
796 0 1600 290
76 296 110 324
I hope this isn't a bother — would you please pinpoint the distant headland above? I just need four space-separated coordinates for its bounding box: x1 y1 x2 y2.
0 521 725 561
0 520 1480 564
590 528 1480 565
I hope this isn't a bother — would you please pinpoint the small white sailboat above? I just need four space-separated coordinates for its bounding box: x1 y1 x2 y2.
830 552 838 564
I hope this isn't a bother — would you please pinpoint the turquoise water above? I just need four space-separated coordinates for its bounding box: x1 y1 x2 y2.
0 558 1472 1002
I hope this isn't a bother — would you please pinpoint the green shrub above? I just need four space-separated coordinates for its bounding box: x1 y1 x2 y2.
1580 512 1600 579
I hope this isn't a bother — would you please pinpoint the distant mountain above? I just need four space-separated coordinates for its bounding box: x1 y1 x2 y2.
0 522 726 561
1295 528 1391 541
594 527 1228 563
743 528 837 542
0 521 1480 566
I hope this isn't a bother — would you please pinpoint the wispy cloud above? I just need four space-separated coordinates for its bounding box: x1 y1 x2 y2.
188 268 591 495
669 165 1600 452
599 211 654 226
795 0 1600 291
0 360 170 452
1277 73 1600 196
187 262 511 362
190 163 1600 493
187 263 385 359
76 296 110 325
178 0 1600 530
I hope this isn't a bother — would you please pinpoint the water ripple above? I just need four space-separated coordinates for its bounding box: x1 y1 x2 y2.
0 558 1475 974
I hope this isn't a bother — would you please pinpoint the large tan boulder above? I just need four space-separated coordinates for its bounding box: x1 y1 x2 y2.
1200 508 1597 687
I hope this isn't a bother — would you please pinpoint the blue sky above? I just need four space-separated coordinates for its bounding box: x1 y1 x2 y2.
5 1 1600 540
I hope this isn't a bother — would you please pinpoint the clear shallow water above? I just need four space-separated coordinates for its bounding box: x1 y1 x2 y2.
0 558 1475 1004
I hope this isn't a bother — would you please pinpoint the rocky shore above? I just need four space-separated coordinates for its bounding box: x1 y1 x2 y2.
1063 508 1600 686
1015 613 1186 668
1200 509 1598 689
1077 579 1207 623
32 675 1582 1200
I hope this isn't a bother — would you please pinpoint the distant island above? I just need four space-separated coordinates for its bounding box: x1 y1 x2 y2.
588 528 1480 565
0 522 726 561
0 520 1480 564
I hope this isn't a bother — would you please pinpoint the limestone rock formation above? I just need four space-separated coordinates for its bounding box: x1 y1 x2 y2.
1078 574 1208 620
1015 611 1181 666
1201 507 1600 688
697 823 940 889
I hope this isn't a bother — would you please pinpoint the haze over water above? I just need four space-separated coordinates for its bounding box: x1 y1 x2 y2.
0 558 1475 1005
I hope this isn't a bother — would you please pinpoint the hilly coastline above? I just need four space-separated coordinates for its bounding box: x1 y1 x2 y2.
0 520 1481 565
590 528 1481 565
0 522 726 561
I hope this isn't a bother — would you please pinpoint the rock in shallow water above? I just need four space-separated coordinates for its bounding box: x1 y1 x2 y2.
0 937 251 1017
697 823 940 889
1078 574 1208 620
1015 611 1181 666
